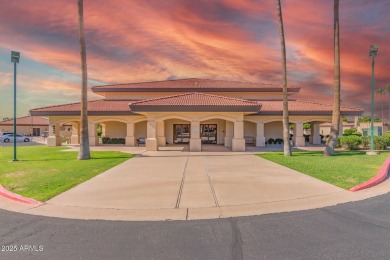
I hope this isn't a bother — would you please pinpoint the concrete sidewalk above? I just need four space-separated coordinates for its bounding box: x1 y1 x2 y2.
1 149 390 221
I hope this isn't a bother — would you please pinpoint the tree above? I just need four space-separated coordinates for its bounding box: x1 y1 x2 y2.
324 0 340 156
275 0 291 156
376 88 385 123
77 0 90 160
385 85 390 122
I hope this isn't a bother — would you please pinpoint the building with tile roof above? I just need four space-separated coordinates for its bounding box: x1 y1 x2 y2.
30 78 363 151
0 116 49 136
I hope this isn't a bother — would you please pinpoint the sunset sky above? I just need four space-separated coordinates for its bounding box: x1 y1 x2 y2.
0 0 389 120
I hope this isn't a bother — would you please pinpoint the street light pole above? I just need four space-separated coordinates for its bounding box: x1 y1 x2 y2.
11 51 20 162
368 45 378 155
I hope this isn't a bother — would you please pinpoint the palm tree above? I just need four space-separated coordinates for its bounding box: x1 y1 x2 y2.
376 88 385 122
77 0 90 160
385 85 390 123
324 0 340 156
275 0 291 156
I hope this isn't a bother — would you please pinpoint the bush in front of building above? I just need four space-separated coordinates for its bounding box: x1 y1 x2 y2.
267 138 275 144
374 136 390 150
274 138 283 144
338 136 362 150
361 136 370 148
101 136 125 144
102 136 110 144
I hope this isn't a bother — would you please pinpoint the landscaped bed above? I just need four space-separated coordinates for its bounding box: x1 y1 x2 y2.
0 146 133 201
258 151 390 189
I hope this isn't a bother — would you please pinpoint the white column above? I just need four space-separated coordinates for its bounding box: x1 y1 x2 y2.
88 122 98 146
256 121 265 147
224 121 234 147
295 122 305 147
232 120 245 152
47 122 61 147
125 122 135 146
312 123 321 144
156 120 166 147
190 120 201 152
71 123 80 144
146 119 157 151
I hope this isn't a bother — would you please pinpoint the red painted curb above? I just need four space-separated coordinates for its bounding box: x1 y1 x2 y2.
0 185 44 205
349 155 390 192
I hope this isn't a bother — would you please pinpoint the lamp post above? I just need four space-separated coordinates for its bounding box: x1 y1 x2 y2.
368 45 378 155
11 51 20 162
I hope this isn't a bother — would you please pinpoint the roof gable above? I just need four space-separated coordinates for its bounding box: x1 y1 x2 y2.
129 92 262 112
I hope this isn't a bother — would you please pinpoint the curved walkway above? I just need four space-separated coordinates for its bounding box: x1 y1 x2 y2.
1 147 390 221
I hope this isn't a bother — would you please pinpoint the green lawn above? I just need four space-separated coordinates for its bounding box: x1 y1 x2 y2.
0 146 133 201
258 151 390 189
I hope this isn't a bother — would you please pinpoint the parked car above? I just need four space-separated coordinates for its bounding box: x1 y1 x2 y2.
0 133 31 143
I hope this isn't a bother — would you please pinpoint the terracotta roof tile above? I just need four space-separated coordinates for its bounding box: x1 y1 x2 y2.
129 92 261 112
0 116 49 126
258 100 363 114
29 97 364 116
92 78 300 92
30 100 133 113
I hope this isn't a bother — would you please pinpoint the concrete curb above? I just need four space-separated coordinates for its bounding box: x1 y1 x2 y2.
0 184 44 205
349 155 390 192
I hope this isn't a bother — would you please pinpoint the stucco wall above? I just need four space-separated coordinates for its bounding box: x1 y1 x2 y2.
135 121 147 139
104 121 126 138
244 121 256 137
264 121 283 140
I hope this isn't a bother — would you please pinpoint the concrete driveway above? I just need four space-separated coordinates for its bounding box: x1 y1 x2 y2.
45 150 343 209
4 147 390 220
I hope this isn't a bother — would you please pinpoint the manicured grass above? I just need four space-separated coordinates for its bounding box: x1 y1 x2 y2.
0 146 133 201
258 151 390 189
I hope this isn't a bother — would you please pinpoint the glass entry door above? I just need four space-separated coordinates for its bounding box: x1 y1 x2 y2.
173 124 191 144
201 124 217 144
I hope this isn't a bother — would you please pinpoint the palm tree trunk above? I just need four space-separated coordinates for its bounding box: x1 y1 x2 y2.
77 0 90 160
275 0 291 156
324 0 341 156
381 94 383 122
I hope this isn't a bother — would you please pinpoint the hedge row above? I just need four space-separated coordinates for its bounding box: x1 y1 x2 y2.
337 135 390 150
102 137 125 144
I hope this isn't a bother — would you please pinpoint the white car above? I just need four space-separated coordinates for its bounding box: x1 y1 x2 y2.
0 133 31 143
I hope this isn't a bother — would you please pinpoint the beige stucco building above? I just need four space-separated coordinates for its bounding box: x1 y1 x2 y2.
0 116 49 136
30 78 363 151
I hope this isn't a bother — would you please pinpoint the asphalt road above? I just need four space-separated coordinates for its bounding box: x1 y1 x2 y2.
1 192 390 260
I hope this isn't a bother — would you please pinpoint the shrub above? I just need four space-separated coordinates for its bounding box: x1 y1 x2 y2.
361 136 370 148
267 138 275 144
343 128 356 135
102 136 110 144
339 136 362 150
384 130 390 136
275 138 283 144
374 136 390 150
101 136 125 144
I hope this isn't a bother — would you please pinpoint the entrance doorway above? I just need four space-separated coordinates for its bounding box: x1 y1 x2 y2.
173 124 190 143
32 128 40 136
201 124 217 144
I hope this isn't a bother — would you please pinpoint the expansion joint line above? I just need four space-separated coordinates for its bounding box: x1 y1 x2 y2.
175 152 190 209
202 156 220 207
